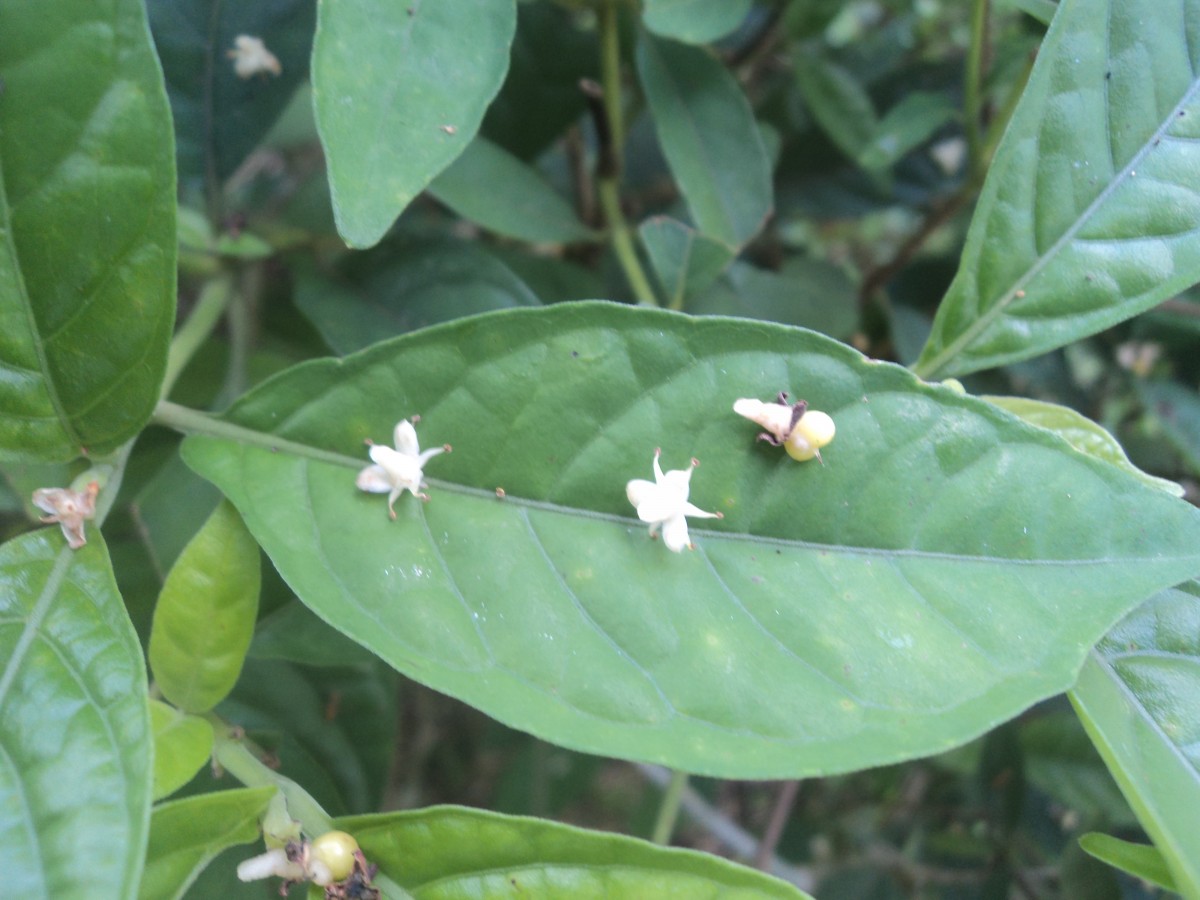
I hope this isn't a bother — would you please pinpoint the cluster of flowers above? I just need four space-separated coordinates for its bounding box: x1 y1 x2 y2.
359 392 835 553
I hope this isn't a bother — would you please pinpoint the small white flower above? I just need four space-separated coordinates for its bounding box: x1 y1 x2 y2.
236 846 307 883
32 481 99 550
356 417 450 519
734 392 835 462
626 449 722 552
228 35 282 79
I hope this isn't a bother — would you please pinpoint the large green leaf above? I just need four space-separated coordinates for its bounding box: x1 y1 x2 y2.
916 0 1200 378
312 0 516 248
339 806 810 898
636 33 772 249
0 0 176 461
0 531 151 897
138 787 274 900
1069 582 1200 895
178 304 1200 778
429 137 597 244
146 0 316 189
149 500 261 714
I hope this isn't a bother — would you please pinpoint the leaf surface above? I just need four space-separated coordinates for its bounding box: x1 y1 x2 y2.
0 531 151 897
642 0 754 44
312 0 517 248
149 500 261 714
639 216 734 307
636 33 772 248
917 0 1200 377
0 0 176 461
138 787 274 900
340 806 810 898
181 304 1200 777
1070 582 1200 895
429 138 597 244
150 699 214 800
1078 833 1177 892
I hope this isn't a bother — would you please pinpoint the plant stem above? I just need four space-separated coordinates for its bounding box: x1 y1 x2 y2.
162 275 235 399
151 400 361 469
964 0 990 181
598 179 660 305
598 1 626 161
651 769 688 845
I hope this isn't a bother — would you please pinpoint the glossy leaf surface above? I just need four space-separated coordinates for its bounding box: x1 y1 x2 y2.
179 304 1200 777
642 0 753 45
637 33 772 249
313 0 516 248
138 787 274 900
0 531 151 897
149 501 261 714
150 699 214 800
0 0 176 461
146 0 316 187
1070 582 1200 895
429 138 596 244
340 806 810 898
917 0 1200 378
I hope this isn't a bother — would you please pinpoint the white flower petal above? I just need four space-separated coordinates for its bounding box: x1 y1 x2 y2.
626 478 656 508
393 419 421 456
681 501 720 520
356 465 393 493
661 515 691 552
634 491 681 524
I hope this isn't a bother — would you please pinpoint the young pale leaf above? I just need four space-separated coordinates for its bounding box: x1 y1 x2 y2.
984 395 1183 496
429 137 597 244
313 0 516 248
0 531 151 898
0 0 176 462
916 0 1200 378
636 33 772 249
639 216 735 306
642 0 754 45
338 806 810 898
180 304 1200 778
138 787 274 900
1070 583 1200 896
146 0 315 188
150 699 215 800
149 500 261 714
1078 833 1177 892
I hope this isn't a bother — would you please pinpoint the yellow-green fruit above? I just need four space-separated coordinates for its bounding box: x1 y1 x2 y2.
784 411 835 461
310 830 359 883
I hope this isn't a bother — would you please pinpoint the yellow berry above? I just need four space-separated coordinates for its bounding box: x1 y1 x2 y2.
310 830 359 883
784 411 835 462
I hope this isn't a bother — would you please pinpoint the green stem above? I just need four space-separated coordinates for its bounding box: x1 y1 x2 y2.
963 0 990 181
598 178 659 305
651 769 689 845
162 275 234 399
599 0 626 162
151 400 360 469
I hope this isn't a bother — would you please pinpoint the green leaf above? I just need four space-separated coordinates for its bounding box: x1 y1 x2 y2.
293 240 539 356
312 0 517 248
1070 583 1200 895
636 33 773 249
793 52 879 162
429 138 597 244
149 500 261 714
916 0 1200 378
146 0 316 188
0 0 176 462
639 216 735 307
179 304 1200 778
984 396 1184 496
0 531 151 897
340 806 811 898
996 0 1058 26
1137 379 1200 478
150 698 215 800
1078 833 1177 892
642 0 754 45
1020 712 1136 826
857 92 958 173
138 787 274 900
251 599 372 667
